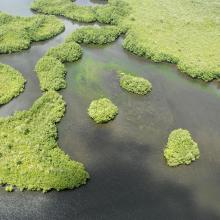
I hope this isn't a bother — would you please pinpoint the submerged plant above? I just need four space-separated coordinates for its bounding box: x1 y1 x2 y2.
35 56 66 91
0 91 89 192
46 42 82 63
0 63 26 104
119 72 152 95
0 12 64 53
164 129 200 167
65 26 123 45
88 98 118 123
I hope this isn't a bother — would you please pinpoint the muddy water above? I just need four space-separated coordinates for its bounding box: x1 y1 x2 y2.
1 0 220 219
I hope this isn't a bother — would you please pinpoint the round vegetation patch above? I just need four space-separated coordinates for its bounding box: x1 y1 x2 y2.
88 98 118 123
0 64 26 105
119 73 152 95
164 129 200 167
46 42 82 63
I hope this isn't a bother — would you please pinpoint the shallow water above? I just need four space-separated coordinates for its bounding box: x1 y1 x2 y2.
1 0 220 219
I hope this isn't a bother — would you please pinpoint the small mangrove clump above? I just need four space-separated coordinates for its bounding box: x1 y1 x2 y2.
0 91 89 192
0 12 64 53
164 129 200 167
66 26 123 45
0 64 26 104
5 185 14 192
46 42 82 63
35 56 66 91
88 98 118 123
119 73 152 95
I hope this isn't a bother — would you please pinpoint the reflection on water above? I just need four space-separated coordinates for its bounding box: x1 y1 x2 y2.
0 0 220 219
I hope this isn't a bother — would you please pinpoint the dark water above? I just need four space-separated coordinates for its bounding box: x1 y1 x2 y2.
1 0 220 219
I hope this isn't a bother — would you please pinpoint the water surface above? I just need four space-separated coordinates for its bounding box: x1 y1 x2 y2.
0 0 220 219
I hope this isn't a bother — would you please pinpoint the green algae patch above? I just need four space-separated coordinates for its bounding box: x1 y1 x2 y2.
46 42 82 63
119 73 152 95
88 98 118 123
0 91 89 192
65 26 122 45
121 0 220 81
0 64 26 105
0 12 64 54
35 56 66 91
164 129 200 167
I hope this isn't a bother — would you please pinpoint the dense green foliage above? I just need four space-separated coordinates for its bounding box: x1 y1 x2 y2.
119 73 152 95
121 0 220 81
0 91 89 192
0 64 26 104
164 129 200 167
5 185 13 192
0 12 64 53
46 42 82 63
88 98 118 123
31 0 129 24
35 56 66 91
65 26 122 45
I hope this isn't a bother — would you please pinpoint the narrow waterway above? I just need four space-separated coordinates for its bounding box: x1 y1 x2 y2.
0 0 220 219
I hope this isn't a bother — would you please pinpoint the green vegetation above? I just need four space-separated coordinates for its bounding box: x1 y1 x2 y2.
164 129 200 167
46 42 82 63
0 12 64 53
5 185 13 192
31 0 129 24
35 56 66 91
88 98 118 123
119 73 152 95
0 64 26 104
65 26 122 45
121 0 220 81
0 91 89 192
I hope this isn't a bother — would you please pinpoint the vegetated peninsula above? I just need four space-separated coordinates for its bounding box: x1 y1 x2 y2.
164 129 200 167
0 63 26 104
0 12 64 53
0 91 89 192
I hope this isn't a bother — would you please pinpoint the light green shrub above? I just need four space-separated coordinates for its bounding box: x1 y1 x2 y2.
88 98 118 123
65 26 122 45
5 185 13 192
0 12 64 53
35 56 66 91
164 129 200 167
119 73 152 95
46 42 82 63
0 91 89 192
0 64 26 104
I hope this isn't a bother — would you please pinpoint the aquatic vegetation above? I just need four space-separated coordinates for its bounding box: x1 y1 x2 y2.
5 185 13 192
119 73 152 95
65 26 122 45
31 0 129 25
31 0 96 23
0 64 26 104
0 12 64 53
46 42 82 63
0 91 89 192
164 129 200 167
88 98 118 123
35 56 66 91
121 0 220 81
